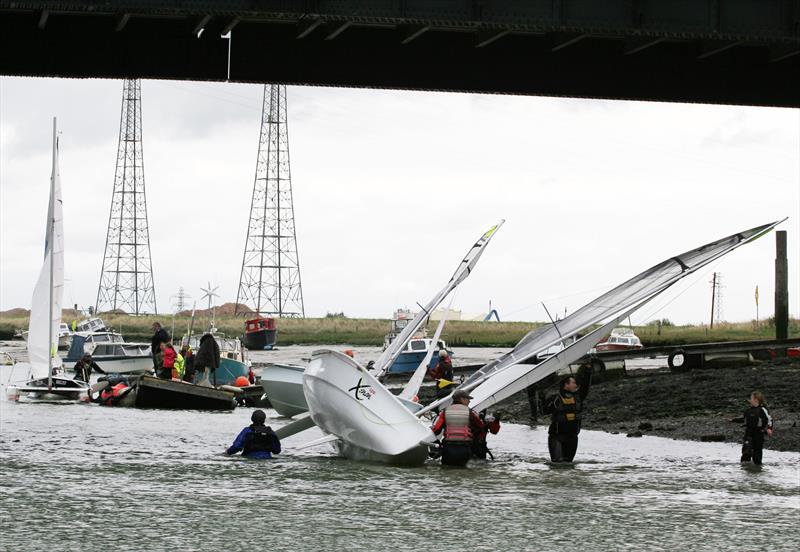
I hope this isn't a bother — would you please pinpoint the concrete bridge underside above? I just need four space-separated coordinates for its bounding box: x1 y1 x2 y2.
1 1 798 107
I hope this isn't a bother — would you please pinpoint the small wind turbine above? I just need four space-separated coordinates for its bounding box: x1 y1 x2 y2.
200 282 220 331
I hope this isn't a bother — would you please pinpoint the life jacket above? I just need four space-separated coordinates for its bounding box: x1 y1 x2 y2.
438 358 454 382
243 425 279 455
174 353 185 378
443 404 472 442
99 382 130 406
552 392 582 433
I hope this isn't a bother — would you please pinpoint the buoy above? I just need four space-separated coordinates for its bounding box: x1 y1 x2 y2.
411 394 419 403
235 376 250 387
344 349 354 358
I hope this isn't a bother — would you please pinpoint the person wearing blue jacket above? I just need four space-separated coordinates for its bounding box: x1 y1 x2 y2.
225 410 281 459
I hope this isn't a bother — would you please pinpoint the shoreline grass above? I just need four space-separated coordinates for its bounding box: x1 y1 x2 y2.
1 311 797 348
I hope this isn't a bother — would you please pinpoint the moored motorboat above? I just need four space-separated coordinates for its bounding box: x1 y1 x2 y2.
89 375 236 410
243 317 277 350
65 331 152 374
388 337 453 374
260 363 307 416
595 328 644 352
187 332 250 386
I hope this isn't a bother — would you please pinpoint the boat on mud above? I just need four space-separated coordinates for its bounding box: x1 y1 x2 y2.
243 316 277 350
595 328 644 352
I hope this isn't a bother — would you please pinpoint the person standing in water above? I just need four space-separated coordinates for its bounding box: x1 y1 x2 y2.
431 390 485 467
225 410 281 459
736 391 773 465
542 366 592 463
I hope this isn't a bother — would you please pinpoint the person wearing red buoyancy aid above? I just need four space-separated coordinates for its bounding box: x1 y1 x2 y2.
542 366 592 463
98 381 132 406
431 389 485 467
427 350 456 399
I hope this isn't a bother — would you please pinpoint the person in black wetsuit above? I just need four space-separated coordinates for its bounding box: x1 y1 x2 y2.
225 410 281 459
542 366 592 463
73 353 102 382
734 391 773 465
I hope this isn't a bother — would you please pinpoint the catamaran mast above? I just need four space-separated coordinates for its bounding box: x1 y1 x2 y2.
47 117 56 390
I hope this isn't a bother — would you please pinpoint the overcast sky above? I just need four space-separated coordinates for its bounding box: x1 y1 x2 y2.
1 77 798 325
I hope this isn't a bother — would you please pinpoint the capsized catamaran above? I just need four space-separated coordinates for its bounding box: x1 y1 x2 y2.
299 220 783 463
7 118 89 402
264 221 504 419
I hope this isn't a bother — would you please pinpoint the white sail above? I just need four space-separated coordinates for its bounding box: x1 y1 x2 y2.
27 121 64 379
372 220 504 379
468 308 637 413
418 220 784 416
399 295 452 401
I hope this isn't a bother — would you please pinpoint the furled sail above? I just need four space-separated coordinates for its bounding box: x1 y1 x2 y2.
372 220 504 379
27 122 65 379
418 220 783 416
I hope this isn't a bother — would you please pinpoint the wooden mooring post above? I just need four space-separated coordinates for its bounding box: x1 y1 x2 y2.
775 231 788 339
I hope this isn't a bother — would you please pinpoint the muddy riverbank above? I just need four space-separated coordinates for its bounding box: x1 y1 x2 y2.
418 359 800 452
504 360 800 452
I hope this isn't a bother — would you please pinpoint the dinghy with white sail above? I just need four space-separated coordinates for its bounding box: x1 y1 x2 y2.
7 119 89 402
297 222 505 458
263 221 504 420
302 220 782 463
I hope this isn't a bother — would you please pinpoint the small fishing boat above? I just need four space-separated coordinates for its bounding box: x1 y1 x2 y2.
595 328 644 352
7 118 89 402
388 337 453 374
383 309 423 349
186 332 250 386
243 316 277 350
65 331 152 374
89 375 236 410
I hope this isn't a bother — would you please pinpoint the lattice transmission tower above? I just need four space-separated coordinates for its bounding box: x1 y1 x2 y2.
96 79 157 315
235 84 305 317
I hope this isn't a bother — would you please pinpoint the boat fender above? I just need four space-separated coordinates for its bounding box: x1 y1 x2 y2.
219 385 244 394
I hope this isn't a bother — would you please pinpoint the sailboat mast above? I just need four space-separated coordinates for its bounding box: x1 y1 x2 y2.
47 117 56 390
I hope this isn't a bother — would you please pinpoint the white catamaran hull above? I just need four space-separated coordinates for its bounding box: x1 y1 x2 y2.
260 363 308 417
303 350 435 464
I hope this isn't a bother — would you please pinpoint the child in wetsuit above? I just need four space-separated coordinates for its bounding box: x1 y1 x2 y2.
738 391 773 465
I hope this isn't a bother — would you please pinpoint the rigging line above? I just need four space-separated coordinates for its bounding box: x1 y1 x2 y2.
541 301 565 347
632 260 727 325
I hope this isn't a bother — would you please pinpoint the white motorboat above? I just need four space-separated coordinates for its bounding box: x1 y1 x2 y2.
65 331 152 375
260 363 308 417
7 118 89 401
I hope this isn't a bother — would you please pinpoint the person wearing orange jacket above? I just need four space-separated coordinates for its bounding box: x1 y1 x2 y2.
431 389 485 467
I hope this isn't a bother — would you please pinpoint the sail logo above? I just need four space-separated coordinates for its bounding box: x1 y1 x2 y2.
348 377 375 401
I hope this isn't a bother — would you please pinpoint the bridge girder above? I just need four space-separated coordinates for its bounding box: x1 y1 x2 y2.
1 1 798 106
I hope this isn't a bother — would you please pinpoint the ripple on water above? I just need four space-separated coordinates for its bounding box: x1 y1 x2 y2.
0 391 798 551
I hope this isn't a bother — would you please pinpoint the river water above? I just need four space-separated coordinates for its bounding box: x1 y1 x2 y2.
1 344 798 551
